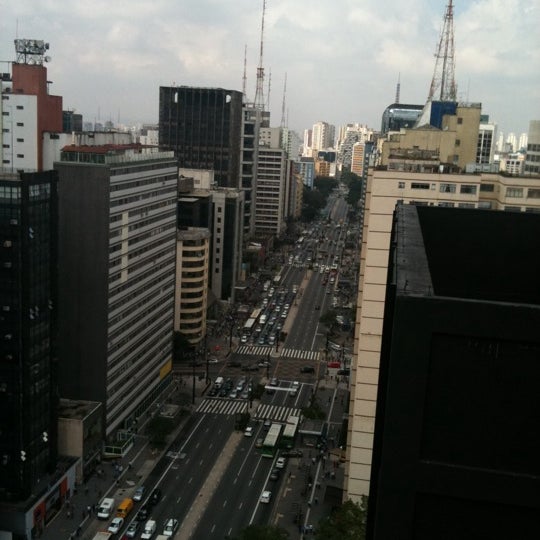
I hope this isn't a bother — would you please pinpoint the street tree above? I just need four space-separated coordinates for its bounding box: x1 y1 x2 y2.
231 524 290 540
315 498 368 540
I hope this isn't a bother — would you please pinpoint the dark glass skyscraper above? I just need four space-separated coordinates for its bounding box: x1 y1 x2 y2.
0 170 58 502
159 87 243 188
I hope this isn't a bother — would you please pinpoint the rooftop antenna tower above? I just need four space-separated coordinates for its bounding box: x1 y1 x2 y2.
254 0 266 110
280 73 287 128
395 72 401 104
242 44 248 100
266 68 271 111
427 0 457 102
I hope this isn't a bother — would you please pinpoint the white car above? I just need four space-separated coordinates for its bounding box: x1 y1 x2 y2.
260 490 272 504
162 518 179 537
108 517 124 534
276 456 287 469
141 519 157 539
244 426 254 437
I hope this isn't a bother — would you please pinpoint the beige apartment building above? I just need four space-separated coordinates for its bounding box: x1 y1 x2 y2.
174 227 210 346
382 103 481 171
345 167 540 501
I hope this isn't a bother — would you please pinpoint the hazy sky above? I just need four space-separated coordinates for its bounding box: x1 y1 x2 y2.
1 0 538 137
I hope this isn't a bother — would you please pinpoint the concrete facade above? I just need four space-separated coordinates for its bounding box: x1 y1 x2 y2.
55 145 178 438
175 228 210 345
345 168 540 501
382 103 481 171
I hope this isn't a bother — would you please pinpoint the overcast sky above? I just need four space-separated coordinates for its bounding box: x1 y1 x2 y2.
1 0 538 138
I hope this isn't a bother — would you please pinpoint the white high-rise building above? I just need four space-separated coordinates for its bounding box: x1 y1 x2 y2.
311 121 335 151
518 132 528 151
506 132 517 152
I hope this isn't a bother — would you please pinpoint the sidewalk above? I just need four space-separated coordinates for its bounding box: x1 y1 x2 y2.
272 378 348 539
41 382 205 540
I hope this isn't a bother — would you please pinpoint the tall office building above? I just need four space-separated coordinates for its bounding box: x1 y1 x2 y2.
311 121 335 151
210 188 244 302
0 170 58 504
476 116 497 164
345 165 540 502
0 39 62 172
255 127 289 235
55 144 178 437
240 105 262 235
159 86 243 188
177 169 244 303
299 157 315 188
367 203 540 539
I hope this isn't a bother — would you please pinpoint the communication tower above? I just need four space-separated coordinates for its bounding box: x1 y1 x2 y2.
427 0 456 102
14 39 51 65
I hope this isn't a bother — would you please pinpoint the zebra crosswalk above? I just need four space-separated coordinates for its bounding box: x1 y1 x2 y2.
236 345 270 356
253 403 301 422
196 398 248 416
195 398 300 423
235 345 320 361
280 348 320 361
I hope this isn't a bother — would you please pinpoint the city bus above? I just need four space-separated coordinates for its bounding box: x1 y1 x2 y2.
243 318 256 335
261 423 283 458
250 308 262 321
281 416 300 449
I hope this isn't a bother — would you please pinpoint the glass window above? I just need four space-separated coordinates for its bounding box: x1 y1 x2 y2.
440 183 456 193
527 188 540 199
480 183 494 192
411 182 430 190
460 185 477 195
506 187 523 198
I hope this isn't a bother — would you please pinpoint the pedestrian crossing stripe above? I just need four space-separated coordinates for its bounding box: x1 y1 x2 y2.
195 399 300 422
235 345 320 361
253 404 301 422
281 348 321 361
196 398 248 416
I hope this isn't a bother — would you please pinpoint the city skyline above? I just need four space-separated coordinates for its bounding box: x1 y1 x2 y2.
1 0 538 137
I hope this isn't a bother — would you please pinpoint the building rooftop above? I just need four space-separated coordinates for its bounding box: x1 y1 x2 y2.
58 399 101 420
396 204 540 306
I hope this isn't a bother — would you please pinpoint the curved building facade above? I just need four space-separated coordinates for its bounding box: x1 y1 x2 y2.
175 227 210 346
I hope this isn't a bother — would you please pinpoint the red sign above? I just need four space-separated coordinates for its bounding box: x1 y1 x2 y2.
327 362 341 368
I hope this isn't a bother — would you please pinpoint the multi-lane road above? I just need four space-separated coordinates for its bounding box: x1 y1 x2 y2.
98 192 353 539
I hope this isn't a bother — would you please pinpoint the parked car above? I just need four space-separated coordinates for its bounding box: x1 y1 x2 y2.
260 490 272 504
269 468 280 481
276 456 287 469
